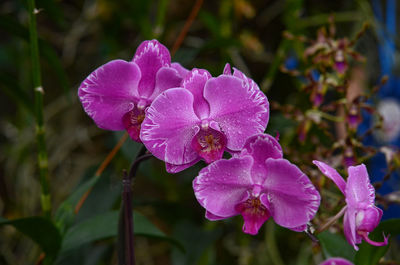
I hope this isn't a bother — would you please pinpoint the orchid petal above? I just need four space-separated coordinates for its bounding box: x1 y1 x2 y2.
78 60 140 130
205 210 227 221
261 158 320 229
193 156 254 218
343 207 359 250
171 62 190 78
346 164 375 206
358 231 389 247
241 134 283 184
149 66 183 101
182 69 211 119
140 88 200 165
165 158 200 174
356 206 382 232
223 63 232 75
313 160 347 194
133 40 171 98
205 75 269 151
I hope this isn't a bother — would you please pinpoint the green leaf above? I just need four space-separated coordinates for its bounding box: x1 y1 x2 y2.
171 221 222 265
355 218 400 265
0 216 62 262
60 210 180 254
318 231 356 261
54 168 102 234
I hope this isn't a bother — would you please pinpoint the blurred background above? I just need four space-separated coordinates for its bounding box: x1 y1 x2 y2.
1 0 400 264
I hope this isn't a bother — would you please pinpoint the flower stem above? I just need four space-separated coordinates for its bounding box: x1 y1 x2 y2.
27 0 51 218
318 205 347 233
118 146 152 265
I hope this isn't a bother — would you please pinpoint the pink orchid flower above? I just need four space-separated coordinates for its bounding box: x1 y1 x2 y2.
193 134 320 235
78 39 188 142
313 160 389 250
140 65 269 173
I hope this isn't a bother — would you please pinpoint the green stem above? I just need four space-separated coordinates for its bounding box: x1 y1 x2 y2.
265 221 284 265
154 0 169 38
27 0 51 218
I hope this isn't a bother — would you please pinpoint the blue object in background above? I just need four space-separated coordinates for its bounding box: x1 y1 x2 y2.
359 0 400 219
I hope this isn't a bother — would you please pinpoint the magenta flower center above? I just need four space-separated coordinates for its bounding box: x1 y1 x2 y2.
122 106 146 142
191 127 227 164
235 195 271 235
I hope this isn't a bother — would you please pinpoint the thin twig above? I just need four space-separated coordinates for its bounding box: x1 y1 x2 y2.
318 205 347 233
74 132 129 214
170 0 204 56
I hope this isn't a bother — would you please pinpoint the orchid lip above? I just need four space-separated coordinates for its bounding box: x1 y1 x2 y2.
357 230 389 247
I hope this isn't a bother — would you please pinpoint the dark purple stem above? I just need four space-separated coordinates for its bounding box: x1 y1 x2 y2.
119 146 152 265
122 170 134 265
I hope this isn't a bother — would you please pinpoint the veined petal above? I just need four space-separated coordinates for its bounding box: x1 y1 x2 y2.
343 207 360 250
205 75 269 151
78 60 141 130
346 164 375 207
193 156 254 218
149 66 183 101
241 134 283 184
133 40 171 98
182 69 211 119
140 88 200 165
261 159 320 229
313 160 347 195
